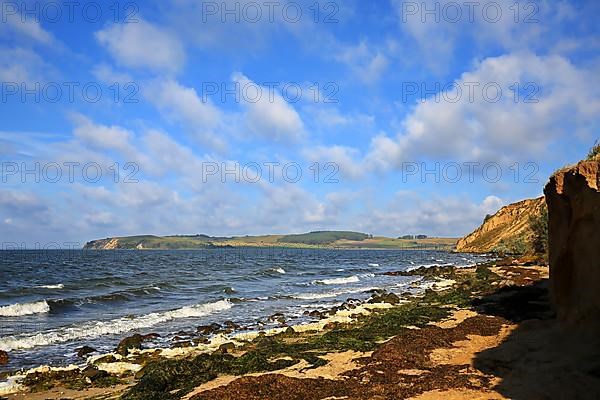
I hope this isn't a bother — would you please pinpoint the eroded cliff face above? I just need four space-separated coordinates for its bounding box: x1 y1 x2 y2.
544 161 600 327
456 197 546 254
83 238 120 250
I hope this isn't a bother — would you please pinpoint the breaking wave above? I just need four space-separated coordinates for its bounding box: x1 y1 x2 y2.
314 276 360 285
0 300 232 351
0 301 50 317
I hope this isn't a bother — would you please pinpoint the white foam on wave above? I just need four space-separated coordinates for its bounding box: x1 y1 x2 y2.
275 268 286 274
0 375 25 395
37 284 64 289
314 275 360 285
0 300 50 317
0 300 232 351
368 263 379 267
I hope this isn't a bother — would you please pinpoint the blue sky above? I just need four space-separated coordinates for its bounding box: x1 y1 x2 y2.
1 0 599 246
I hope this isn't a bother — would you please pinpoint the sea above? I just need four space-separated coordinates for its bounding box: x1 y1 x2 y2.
0 248 490 373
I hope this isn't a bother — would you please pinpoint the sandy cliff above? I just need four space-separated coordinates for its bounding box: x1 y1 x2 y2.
456 197 546 254
544 160 600 327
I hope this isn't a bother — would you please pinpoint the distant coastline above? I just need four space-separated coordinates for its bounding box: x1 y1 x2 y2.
83 231 458 251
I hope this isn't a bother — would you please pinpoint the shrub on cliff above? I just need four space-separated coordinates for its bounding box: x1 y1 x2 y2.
587 140 600 161
493 237 528 255
529 204 548 256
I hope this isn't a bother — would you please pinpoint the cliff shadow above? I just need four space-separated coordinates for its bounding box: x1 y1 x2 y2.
472 280 600 399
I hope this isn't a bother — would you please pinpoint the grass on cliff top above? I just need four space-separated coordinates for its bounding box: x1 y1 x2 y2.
587 140 600 161
121 266 501 400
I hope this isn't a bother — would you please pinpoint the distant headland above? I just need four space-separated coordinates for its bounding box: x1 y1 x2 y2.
83 231 457 250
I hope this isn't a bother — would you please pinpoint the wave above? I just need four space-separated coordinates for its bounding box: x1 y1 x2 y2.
261 267 287 276
37 284 64 289
0 300 232 351
56 286 166 309
314 276 360 285
368 263 380 267
0 300 50 317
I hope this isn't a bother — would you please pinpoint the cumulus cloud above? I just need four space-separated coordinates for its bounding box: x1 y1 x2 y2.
70 114 136 154
95 19 185 73
367 53 600 168
357 193 504 237
232 73 305 141
144 79 226 151
302 145 365 180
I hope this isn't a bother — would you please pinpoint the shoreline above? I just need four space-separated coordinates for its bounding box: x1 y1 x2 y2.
0 270 454 394
1 258 561 399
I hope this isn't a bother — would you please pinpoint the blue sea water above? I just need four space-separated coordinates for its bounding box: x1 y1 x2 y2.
0 248 489 372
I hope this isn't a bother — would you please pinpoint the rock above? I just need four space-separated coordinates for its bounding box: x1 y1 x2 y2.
369 292 401 305
384 265 456 278
76 346 97 358
0 350 8 365
544 160 600 328
82 366 108 381
116 333 144 355
268 313 286 324
342 298 361 309
285 327 295 334
93 354 117 364
223 320 240 330
172 341 193 348
197 323 222 335
218 342 236 353
142 333 161 340
192 337 210 345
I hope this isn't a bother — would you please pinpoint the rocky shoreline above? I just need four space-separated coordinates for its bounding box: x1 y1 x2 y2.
4 256 590 400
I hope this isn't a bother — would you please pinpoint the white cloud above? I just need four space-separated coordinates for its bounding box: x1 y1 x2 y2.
0 47 50 83
2 11 54 45
144 79 226 151
364 52 600 170
91 64 134 86
95 19 185 73
232 73 305 141
357 192 504 237
392 0 588 71
70 113 136 155
302 145 364 180
335 41 388 83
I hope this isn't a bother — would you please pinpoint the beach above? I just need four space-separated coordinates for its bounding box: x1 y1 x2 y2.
3 255 580 399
